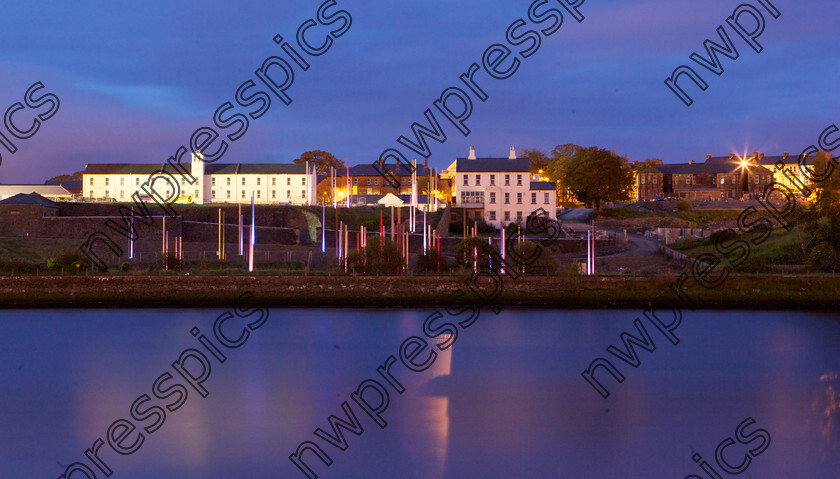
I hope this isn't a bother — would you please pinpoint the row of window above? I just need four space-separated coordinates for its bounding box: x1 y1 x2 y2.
463 173 523 187
97 189 306 200
487 210 524 222
95 176 307 187
640 175 658 185
464 191 551 205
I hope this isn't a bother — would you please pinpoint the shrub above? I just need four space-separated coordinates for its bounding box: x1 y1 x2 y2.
734 255 767 273
510 240 559 275
120 262 132 273
414 249 450 274
454 237 493 270
345 236 404 275
809 242 840 272
0 258 39 274
47 249 90 273
676 198 692 212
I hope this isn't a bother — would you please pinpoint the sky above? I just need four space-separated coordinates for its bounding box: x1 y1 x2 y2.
0 0 838 184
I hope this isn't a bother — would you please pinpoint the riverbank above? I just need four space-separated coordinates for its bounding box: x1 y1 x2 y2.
1 274 838 309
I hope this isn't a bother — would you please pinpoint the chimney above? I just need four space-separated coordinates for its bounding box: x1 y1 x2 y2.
729 153 735 160
759 152 764 160
706 154 711 160
468 146 476 160
509 146 517 159
424 158 428 168
380 157 384 167
783 152 788 159
689 160 695 165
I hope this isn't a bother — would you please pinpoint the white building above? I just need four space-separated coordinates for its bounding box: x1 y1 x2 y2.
83 154 317 205
453 146 557 228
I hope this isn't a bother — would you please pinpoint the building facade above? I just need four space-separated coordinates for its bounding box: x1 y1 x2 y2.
83 154 316 205
453 146 557 228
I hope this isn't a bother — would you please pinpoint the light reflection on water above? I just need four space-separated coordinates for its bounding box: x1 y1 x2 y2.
0 309 838 479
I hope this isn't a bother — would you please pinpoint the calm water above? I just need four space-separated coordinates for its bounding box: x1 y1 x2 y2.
1 308 838 479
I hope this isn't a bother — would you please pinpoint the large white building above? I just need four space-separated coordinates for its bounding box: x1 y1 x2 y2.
453 146 557 228
83 154 317 205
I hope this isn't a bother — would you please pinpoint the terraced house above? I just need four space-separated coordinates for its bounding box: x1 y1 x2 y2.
634 153 775 201
83 153 317 205
452 146 557 228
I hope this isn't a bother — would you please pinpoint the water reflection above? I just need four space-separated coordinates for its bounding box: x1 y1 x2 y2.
1 309 839 479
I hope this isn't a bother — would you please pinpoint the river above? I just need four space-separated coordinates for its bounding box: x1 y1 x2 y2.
1 308 838 479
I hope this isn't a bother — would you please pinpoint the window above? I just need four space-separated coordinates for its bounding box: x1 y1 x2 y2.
181 178 186 186
287 190 291 199
463 175 469 186
731 175 736 184
504 211 510 221
242 191 246 199
257 191 261 198
544 192 549 204
402 178 406 185
242 178 246 186
120 191 124 199
460 191 484 204
504 193 510 204
367 178 371 185
272 190 276 199
720 177 725 185
517 174 522 186
302 177 306 185
90 191 93 198
272 177 276 186
287 177 291 186
90 178 94 186
505 174 510 186
374 178 379 185
227 191 231 199
227 178 231 186
105 190 109 197
517 193 522 204
653 176 657 184
257 178 261 186
136 178 140 186
353 178 358 185
120 178 125 186
105 178 109 186
531 192 537 204
302 190 306 198
641 176 645 185
212 177 216 186
490 174 495 186
490 192 496 204
489 211 496 221
754 176 759 184
195 190 198 198
516 211 523 223
212 190 215 198
475 174 481 186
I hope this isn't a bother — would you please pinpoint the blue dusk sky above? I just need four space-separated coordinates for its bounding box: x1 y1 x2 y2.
0 0 837 183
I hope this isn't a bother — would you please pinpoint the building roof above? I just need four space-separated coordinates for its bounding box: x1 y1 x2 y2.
529 181 555 191
655 162 771 175
84 162 308 175
0 185 73 198
45 180 83 191
455 157 530 173
395 194 444 204
0 193 59 207
347 162 432 177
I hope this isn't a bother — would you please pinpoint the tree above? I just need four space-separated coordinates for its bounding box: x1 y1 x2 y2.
546 144 582 204
519 148 550 175
47 171 84 182
564 147 634 214
294 150 346 175
801 150 840 247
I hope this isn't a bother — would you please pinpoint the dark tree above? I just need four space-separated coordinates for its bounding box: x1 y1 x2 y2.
294 150 346 175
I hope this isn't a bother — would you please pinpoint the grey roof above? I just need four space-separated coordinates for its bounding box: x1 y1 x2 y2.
530 181 555 191
45 180 83 190
656 162 771 175
0 193 59 207
0 185 73 197
395 194 444 204
455 157 530 173
84 162 307 175
349 162 432 177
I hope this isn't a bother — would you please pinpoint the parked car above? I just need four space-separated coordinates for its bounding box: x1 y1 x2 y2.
652 195 665 201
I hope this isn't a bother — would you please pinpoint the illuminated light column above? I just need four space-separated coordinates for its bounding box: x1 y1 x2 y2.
423 211 427 255
218 208 222 259
321 203 326 253
500 227 505 275
411 159 417 232
249 193 255 273
346 166 350 209
239 202 243 256
129 207 134 259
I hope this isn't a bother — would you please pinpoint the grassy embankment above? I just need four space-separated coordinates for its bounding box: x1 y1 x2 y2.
0 274 838 309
